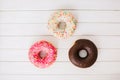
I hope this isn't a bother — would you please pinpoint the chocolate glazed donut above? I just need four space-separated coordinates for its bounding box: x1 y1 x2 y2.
69 39 98 68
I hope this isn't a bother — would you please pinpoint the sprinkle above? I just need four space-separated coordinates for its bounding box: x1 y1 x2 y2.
48 11 77 39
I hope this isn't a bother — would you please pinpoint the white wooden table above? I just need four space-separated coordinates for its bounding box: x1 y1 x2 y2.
0 0 120 80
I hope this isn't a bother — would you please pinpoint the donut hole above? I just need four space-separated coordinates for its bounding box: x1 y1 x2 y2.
78 49 88 59
58 22 66 30
38 51 47 59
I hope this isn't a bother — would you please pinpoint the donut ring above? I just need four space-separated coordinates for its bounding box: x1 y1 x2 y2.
48 11 77 39
69 39 98 68
29 40 57 68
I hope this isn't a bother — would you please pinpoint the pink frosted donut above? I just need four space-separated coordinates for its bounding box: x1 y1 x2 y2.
29 40 57 68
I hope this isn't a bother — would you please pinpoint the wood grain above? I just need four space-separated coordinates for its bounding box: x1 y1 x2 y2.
0 0 120 79
0 62 120 74
0 36 120 49
0 23 120 36
0 11 120 23
0 0 120 10
0 75 119 80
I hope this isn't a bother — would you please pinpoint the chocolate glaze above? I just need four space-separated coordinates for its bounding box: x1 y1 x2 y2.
69 39 98 68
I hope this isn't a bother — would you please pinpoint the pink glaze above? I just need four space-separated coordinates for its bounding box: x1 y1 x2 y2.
29 40 57 68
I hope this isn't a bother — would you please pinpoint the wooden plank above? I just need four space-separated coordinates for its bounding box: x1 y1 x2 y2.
0 23 120 36
0 36 120 49
0 75 119 80
0 0 120 10
0 11 120 23
0 0 119 80
0 49 120 62
0 62 120 74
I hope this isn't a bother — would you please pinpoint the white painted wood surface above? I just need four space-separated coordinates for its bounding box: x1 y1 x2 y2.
0 0 120 80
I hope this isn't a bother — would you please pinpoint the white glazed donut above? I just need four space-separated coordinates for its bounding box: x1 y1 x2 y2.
48 11 77 39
